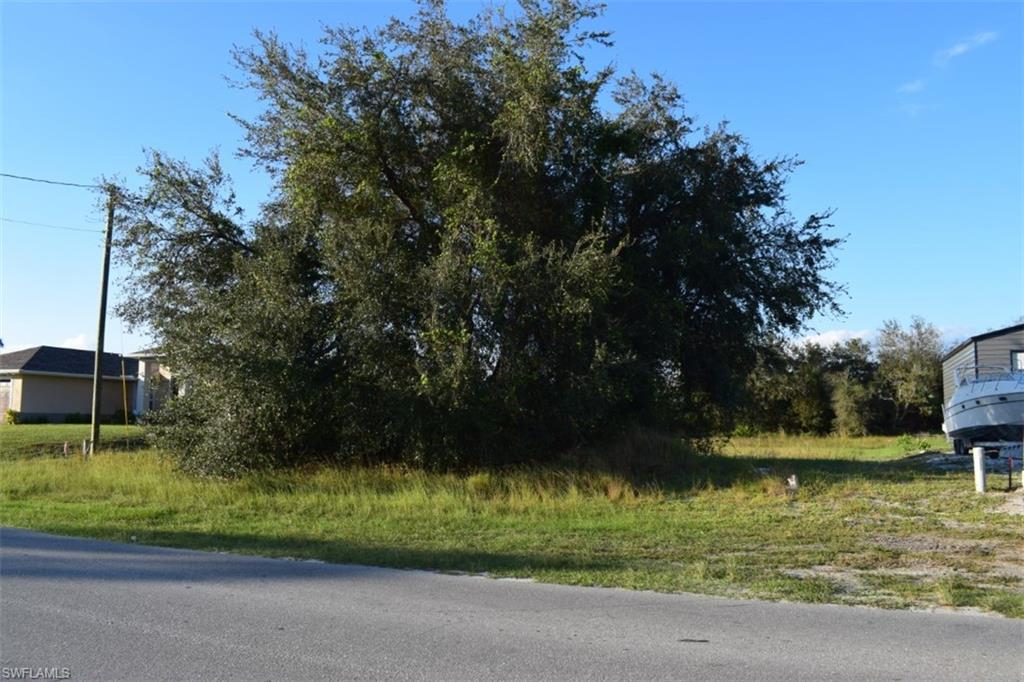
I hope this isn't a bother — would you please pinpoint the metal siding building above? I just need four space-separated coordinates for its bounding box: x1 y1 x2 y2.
941 323 1024 409
941 343 975 409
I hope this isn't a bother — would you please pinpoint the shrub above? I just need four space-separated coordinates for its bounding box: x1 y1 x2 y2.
895 434 929 453
831 372 871 437
7 412 49 425
62 412 137 425
731 423 759 438
108 409 136 426
572 427 736 489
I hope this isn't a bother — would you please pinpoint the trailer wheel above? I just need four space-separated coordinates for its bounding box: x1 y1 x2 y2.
953 439 965 455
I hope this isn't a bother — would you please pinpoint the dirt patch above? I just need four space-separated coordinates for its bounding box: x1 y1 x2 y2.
782 566 863 594
870 566 957 578
865 497 907 509
871 533 998 555
986 560 1024 581
937 518 986 531
912 604 1002 618
912 449 1022 474
991 488 1024 516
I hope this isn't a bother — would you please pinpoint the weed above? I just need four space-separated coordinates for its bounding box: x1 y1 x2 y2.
1 431 1019 617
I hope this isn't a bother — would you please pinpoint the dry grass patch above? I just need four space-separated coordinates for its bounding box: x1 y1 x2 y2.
1 433 1021 617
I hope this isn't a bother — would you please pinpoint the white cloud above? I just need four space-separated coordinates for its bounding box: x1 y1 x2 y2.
935 31 998 65
938 325 976 350
797 329 873 348
796 325 990 352
61 333 89 350
896 31 998 116
897 79 925 93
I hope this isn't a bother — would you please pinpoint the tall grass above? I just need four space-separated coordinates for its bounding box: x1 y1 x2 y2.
1 431 1020 617
725 433 949 461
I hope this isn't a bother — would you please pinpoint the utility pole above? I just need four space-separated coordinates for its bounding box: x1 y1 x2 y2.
89 187 117 456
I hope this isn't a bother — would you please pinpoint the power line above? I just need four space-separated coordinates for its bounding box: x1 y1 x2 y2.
0 172 101 189
0 217 104 234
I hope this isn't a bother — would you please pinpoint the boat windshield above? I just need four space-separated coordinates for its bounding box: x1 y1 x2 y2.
954 365 1024 385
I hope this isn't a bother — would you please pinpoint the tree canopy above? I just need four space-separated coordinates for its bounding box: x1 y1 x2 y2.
875 317 944 431
116 0 842 474
738 318 946 438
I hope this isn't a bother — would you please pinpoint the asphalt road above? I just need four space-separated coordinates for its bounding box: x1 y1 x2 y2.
1 528 1020 681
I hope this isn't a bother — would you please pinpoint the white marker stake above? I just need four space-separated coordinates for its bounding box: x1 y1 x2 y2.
972 446 986 493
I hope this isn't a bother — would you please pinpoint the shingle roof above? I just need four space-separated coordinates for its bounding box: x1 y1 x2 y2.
0 346 138 378
126 347 163 358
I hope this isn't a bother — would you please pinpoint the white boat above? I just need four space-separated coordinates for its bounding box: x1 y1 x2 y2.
942 366 1024 453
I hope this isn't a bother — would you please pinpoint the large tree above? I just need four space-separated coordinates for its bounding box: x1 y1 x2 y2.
875 317 944 432
116 0 842 474
740 338 873 436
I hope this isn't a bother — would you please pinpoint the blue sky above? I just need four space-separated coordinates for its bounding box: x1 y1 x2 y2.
1 1 1021 355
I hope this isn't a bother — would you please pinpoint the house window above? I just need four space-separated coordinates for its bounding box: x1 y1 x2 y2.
0 380 9 413
1012 351 1024 371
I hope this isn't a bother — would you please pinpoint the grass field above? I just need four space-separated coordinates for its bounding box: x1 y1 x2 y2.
725 433 950 461
0 423 145 459
0 427 1020 617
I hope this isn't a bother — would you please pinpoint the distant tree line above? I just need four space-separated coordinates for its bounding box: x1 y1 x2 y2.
737 317 945 436
114 2 843 475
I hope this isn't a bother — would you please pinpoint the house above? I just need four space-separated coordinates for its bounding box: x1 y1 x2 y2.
125 348 174 417
0 345 173 423
941 322 1024 410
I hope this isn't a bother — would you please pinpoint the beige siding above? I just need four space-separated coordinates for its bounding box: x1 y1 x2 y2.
975 328 1024 371
0 379 11 412
136 359 174 414
18 375 135 416
11 377 23 411
942 342 975 408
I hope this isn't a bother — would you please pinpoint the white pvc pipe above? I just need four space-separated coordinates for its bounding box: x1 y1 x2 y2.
972 446 986 493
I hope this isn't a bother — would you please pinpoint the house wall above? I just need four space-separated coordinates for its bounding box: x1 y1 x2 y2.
17 375 135 419
10 378 24 412
942 342 975 409
0 378 13 412
975 328 1024 372
134 359 174 415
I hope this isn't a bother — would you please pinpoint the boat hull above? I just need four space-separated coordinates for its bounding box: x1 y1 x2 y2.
944 391 1024 445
